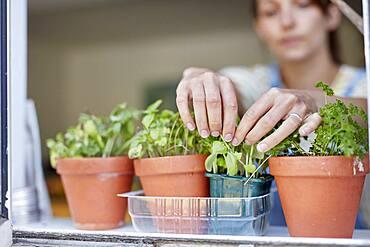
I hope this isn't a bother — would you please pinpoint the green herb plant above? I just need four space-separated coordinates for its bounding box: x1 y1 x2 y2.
128 100 208 159
203 137 270 179
269 82 368 158
47 103 140 168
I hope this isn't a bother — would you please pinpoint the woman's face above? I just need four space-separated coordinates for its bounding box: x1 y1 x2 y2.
255 0 341 62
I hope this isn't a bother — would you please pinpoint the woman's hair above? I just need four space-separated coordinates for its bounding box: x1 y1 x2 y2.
251 0 341 64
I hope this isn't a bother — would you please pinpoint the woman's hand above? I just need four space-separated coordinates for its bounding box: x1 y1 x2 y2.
176 67 238 141
232 88 322 152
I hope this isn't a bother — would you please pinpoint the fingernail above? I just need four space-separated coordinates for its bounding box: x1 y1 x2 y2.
232 138 239 146
224 134 233 142
186 123 195 131
257 143 268 153
200 130 209 138
211 131 220 137
303 127 311 135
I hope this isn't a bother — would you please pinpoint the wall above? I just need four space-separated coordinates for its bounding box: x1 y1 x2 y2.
28 0 365 162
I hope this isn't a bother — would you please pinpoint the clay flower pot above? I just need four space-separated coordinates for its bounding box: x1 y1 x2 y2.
134 154 209 197
57 156 134 230
134 154 209 234
269 156 369 238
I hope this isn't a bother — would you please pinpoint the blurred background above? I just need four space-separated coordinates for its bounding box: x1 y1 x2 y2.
27 0 364 217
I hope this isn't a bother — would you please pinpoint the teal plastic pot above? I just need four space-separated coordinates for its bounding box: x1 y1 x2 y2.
205 173 273 198
205 173 274 235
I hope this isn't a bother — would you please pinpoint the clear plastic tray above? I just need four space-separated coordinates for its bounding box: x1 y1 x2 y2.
119 190 271 236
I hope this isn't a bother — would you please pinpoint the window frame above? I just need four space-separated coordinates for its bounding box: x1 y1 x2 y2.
3 0 370 246
0 0 11 244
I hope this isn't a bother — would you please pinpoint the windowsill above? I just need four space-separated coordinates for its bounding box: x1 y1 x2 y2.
12 217 370 246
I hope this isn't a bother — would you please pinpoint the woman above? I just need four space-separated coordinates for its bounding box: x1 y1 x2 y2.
176 0 368 227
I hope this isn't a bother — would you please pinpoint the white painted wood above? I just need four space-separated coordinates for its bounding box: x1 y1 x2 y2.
10 0 27 191
0 220 11 247
12 218 370 246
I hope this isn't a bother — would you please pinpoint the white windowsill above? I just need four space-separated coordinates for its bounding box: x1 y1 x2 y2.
11 217 370 246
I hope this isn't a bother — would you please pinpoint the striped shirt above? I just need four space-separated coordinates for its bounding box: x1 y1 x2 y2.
220 64 367 110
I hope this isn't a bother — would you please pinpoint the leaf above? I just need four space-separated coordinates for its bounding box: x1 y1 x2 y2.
212 157 218 174
212 141 227 154
145 100 162 113
156 137 167 147
270 83 368 159
205 154 217 172
128 144 143 159
245 164 256 174
225 153 238 176
112 122 121 134
252 148 264 160
150 129 160 140
47 102 139 167
142 114 154 129
217 156 226 168
315 81 334 96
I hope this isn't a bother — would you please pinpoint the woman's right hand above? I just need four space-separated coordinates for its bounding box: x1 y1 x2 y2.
176 67 238 141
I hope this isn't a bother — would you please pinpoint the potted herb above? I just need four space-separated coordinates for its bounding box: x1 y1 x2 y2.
128 100 210 234
203 138 273 235
268 82 369 238
47 103 139 230
128 100 209 197
204 139 273 198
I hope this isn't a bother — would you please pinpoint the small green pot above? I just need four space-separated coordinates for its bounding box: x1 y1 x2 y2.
205 173 273 235
205 173 273 198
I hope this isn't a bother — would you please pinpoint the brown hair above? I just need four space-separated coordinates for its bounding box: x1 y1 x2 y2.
251 0 341 64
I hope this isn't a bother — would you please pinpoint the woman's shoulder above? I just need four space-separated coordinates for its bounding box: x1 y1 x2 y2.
333 65 367 98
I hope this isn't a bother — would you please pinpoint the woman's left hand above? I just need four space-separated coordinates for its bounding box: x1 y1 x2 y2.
232 88 322 152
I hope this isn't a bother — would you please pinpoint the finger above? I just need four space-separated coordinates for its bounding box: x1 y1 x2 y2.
257 106 305 152
232 91 274 146
244 102 293 145
176 80 195 131
219 76 238 141
202 73 222 137
299 113 322 136
183 67 210 79
191 78 209 138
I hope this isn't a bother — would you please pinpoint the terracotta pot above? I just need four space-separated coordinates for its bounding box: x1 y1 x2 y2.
134 154 209 197
57 156 134 230
134 154 209 234
269 156 369 238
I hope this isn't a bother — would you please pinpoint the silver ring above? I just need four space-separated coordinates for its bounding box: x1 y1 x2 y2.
289 112 303 122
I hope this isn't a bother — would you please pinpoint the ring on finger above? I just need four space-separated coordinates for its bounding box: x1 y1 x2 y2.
288 112 303 122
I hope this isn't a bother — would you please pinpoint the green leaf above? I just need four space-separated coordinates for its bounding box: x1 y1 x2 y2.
212 157 218 174
47 102 139 167
217 156 226 168
112 122 121 134
270 82 368 159
142 114 154 129
205 154 217 172
128 144 143 159
225 153 238 176
252 147 264 160
145 100 162 113
245 164 256 174
315 81 334 96
150 129 160 140
212 141 227 154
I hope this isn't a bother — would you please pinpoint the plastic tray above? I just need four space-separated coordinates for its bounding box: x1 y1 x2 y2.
119 191 271 235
